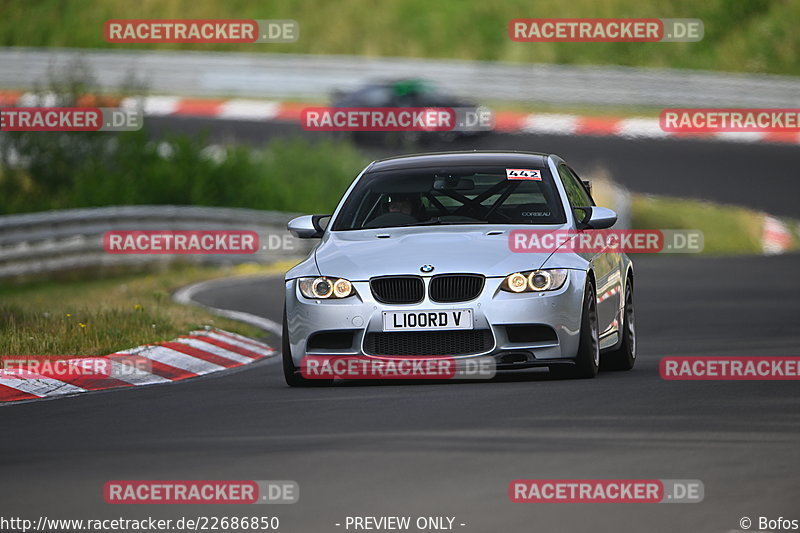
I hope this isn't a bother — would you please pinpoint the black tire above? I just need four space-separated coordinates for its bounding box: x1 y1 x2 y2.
550 280 600 379
600 279 636 371
282 307 333 387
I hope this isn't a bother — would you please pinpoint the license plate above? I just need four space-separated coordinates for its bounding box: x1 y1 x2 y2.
383 309 473 332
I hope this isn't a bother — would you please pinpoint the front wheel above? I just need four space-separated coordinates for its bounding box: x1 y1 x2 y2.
601 279 636 371
550 280 599 379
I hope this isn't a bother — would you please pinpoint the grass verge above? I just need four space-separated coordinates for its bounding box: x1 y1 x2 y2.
0 0 800 75
631 194 795 255
1 0 797 76
0 261 295 357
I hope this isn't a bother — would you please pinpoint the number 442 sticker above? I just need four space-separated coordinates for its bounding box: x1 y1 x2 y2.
506 168 541 180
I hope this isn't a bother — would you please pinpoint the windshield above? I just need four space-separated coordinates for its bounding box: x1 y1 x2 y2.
331 165 566 230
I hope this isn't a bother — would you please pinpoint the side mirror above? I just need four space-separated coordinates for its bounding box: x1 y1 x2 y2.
288 215 330 238
574 206 617 230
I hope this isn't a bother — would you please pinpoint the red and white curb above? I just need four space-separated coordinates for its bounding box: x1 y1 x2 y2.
493 112 800 145
3 90 800 146
762 215 794 255
0 328 276 403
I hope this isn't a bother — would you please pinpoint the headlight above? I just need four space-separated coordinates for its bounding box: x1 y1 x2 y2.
506 272 528 293
333 278 352 298
299 277 356 299
501 269 568 293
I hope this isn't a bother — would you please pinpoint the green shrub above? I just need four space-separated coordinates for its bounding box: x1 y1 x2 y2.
0 128 367 214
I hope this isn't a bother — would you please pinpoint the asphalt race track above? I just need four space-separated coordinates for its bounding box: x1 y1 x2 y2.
1 129 799 533
2 254 800 532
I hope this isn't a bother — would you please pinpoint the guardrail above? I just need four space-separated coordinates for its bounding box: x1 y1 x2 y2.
0 206 313 279
2 47 800 108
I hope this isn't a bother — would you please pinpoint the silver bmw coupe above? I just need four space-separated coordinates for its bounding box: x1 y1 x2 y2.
283 151 635 386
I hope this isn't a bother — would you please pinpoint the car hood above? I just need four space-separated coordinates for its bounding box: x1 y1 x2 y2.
314 225 567 280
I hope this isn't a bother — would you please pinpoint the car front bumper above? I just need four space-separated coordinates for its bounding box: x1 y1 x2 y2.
285 270 587 370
